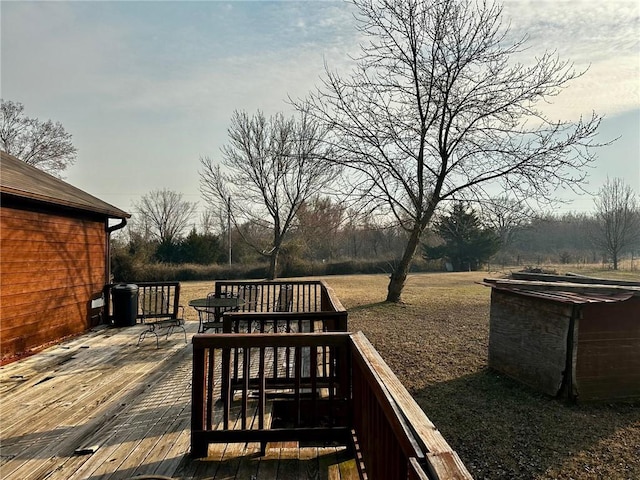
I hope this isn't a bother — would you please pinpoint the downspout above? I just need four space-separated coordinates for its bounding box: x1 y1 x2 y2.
104 218 127 284
105 217 127 280
107 218 128 233
104 218 128 318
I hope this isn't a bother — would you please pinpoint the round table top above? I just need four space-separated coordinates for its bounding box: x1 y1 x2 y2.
188 297 245 308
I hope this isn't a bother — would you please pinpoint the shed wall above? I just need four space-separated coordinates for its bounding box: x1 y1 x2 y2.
575 298 640 401
0 205 107 362
488 289 573 396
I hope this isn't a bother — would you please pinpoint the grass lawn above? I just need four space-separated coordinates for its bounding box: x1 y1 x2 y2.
182 267 640 480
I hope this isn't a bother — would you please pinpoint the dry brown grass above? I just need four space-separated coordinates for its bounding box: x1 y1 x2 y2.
181 268 639 480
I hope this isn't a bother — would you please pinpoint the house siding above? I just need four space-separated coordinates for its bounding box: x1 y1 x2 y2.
0 204 107 362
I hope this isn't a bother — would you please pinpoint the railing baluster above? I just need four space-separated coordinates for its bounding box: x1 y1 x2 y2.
295 345 302 426
222 346 231 430
314 282 318 312
285 317 291 379
206 347 215 430
328 345 335 422
190 342 207 458
242 346 249 430
311 343 318 423
273 344 278 380
259 345 265 430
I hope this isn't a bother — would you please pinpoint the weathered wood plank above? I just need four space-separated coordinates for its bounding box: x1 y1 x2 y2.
299 446 320 480
488 289 571 396
92 359 193 479
336 447 360 480
41 366 188 479
257 449 281 478
317 446 341 480
233 443 261 480
0 319 367 480
275 442 299 480
0 327 196 480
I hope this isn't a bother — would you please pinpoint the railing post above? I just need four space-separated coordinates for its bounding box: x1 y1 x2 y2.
222 345 231 429
191 340 208 458
173 283 181 319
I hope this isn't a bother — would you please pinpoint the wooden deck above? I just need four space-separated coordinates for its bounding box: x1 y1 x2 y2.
0 321 359 480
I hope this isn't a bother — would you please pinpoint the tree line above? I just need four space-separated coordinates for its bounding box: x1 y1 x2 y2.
4 0 638 301
112 181 639 282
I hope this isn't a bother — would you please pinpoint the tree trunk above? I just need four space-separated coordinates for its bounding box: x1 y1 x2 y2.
386 227 422 303
613 251 618 270
267 249 279 280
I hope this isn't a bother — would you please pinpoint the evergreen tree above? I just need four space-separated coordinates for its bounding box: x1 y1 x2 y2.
180 229 223 265
423 203 500 271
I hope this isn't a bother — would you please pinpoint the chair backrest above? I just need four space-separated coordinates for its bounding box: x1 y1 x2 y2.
275 285 294 312
237 285 261 311
141 290 170 318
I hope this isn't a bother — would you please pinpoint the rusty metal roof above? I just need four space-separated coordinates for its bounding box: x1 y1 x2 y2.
484 278 640 305
1 151 129 219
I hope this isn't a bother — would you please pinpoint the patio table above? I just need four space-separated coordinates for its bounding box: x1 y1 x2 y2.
189 296 245 333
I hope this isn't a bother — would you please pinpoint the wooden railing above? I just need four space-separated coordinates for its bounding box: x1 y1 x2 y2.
103 281 182 322
214 280 348 395
191 332 352 458
350 332 472 480
207 279 348 334
191 331 473 480
214 279 346 314
222 310 347 333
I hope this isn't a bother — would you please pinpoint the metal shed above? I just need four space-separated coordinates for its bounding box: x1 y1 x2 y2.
485 274 640 402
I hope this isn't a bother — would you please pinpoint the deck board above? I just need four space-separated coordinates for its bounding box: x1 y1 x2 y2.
0 321 359 480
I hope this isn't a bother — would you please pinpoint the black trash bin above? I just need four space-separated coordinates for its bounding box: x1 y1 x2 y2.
112 284 139 327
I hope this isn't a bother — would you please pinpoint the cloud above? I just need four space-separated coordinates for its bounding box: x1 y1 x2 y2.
502 0 639 117
2 1 356 115
2 0 636 214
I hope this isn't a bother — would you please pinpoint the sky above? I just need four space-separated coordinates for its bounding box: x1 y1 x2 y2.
1 0 639 225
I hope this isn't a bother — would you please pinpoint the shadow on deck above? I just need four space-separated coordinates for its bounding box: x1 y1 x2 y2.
0 322 358 480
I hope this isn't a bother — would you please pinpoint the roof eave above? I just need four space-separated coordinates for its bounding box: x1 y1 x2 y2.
1 187 130 219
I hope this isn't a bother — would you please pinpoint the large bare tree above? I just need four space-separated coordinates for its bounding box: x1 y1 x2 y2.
200 110 337 279
297 0 603 302
134 189 198 244
591 177 640 270
0 99 77 177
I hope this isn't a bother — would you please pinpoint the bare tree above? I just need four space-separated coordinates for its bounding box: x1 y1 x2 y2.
199 210 218 235
591 177 640 270
480 196 534 250
200 110 337 279
295 196 346 260
135 189 198 244
296 0 603 302
0 99 77 176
